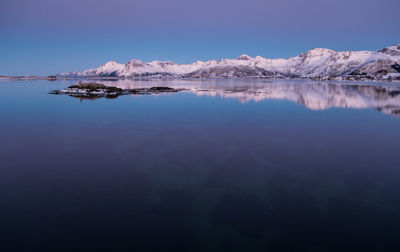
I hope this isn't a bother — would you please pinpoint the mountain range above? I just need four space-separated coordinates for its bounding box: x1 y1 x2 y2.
58 44 400 81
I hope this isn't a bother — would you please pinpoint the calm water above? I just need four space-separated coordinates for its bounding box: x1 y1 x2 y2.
1 79 400 252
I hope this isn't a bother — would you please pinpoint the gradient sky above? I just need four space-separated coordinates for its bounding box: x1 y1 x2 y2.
1 0 399 76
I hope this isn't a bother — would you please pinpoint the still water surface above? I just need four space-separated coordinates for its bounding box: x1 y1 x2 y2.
1 79 400 251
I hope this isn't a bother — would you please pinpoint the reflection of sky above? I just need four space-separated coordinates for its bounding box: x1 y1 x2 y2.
1 79 400 251
0 0 399 75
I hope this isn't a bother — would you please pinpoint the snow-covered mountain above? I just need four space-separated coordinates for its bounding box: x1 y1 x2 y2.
58 44 400 81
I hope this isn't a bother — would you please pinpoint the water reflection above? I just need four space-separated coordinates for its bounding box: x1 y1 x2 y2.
96 79 400 117
1 79 400 251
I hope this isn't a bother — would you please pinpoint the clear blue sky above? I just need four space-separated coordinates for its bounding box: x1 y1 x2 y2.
1 0 399 76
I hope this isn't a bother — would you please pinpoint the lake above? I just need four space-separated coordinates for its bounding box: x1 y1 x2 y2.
1 79 400 251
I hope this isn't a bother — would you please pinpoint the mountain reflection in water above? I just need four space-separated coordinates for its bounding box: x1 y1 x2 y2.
94 79 400 117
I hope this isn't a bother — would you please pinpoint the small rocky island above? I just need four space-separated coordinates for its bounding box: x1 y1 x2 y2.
49 82 183 100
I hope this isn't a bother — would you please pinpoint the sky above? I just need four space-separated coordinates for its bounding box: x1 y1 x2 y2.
1 0 399 76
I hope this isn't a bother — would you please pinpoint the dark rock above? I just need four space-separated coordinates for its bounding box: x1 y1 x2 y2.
149 86 177 92
49 82 183 100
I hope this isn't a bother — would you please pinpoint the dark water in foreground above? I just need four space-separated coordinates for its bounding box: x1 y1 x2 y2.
1 79 400 251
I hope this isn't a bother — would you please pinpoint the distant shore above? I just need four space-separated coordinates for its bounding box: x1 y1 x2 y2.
0 75 57 81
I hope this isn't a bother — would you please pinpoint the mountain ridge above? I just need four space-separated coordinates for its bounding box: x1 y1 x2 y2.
58 44 400 81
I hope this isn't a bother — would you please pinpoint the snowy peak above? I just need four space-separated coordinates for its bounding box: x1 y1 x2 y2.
378 43 400 56
101 61 121 66
303 48 335 58
236 54 252 60
98 61 124 71
126 59 147 66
